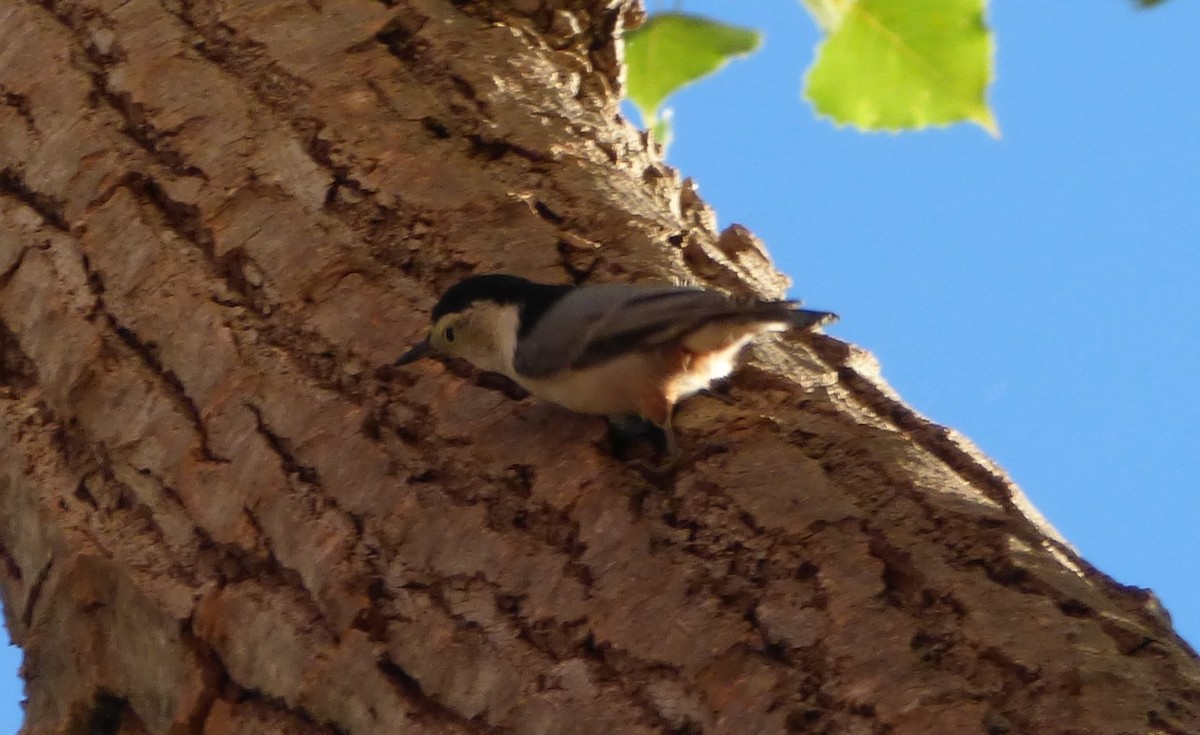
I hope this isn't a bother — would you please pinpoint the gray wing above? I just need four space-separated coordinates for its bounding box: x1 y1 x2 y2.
513 283 794 377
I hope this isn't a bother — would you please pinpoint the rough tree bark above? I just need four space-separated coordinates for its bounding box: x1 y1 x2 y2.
0 0 1196 733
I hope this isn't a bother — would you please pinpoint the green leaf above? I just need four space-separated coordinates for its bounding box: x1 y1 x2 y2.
625 13 762 136
799 0 856 32
803 0 998 135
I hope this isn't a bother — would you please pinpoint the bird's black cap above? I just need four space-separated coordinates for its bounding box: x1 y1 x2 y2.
431 274 573 336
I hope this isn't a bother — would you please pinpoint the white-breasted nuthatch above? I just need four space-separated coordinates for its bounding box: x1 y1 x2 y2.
395 274 836 456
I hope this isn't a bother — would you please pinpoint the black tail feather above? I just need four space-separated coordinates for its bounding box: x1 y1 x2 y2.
787 307 838 330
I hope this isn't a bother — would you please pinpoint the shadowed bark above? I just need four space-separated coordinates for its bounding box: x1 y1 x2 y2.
0 1 1197 734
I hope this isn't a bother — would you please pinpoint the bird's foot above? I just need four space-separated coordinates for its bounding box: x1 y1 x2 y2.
606 415 681 476
698 385 737 405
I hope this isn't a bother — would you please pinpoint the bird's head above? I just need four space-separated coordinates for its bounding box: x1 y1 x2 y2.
395 274 568 375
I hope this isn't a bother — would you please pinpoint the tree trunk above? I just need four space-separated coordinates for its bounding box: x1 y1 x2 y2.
0 1 1196 733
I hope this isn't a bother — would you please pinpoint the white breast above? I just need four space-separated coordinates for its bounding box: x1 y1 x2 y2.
514 352 667 417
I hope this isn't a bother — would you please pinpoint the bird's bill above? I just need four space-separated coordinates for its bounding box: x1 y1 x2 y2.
394 338 432 366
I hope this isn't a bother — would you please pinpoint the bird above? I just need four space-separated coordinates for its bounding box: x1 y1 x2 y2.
394 273 836 460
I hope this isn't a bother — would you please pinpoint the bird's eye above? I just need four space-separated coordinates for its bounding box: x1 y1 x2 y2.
444 327 456 343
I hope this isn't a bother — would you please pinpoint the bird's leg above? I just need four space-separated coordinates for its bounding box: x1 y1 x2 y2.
606 421 682 481
697 382 737 405
605 414 681 473
658 412 679 460
606 414 660 460
602 393 682 474
630 415 681 476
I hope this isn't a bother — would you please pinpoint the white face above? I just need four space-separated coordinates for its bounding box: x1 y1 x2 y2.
427 302 520 376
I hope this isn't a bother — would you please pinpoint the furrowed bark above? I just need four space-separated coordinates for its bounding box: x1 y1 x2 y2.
0 1 1197 734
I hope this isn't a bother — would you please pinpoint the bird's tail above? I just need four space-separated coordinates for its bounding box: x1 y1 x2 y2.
740 300 837 330
675 299 837 354
787 306 838 330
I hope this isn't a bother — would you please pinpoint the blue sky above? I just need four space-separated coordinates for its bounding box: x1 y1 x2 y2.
656 0 1199 647
1 0 1197 729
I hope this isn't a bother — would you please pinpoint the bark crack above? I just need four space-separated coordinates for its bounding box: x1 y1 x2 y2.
20 556 52 631
375 656 506 734
76 248 229 464
245 402 322 487
0 168 69 232
0 319 39 390
0 84 38 137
